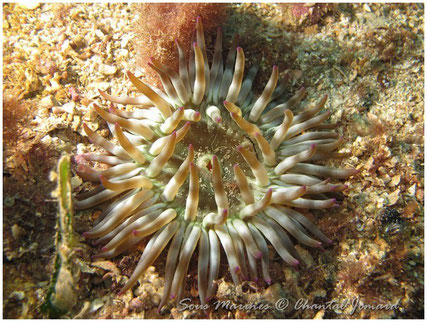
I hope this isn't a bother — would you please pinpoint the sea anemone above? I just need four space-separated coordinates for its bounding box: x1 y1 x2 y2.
75 17 358 309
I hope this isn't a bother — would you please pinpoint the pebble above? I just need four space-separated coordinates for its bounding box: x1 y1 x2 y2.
87 81 110 92
40 134 52 145
262 283 284 303
91 260 120 276
387 188 400 206
71 176 83 189
74 301 91 319
312 289 327 298
4 196 15 207
408 184 416 195
314 309 325 319
11 224 23 239
56 102 75 114
89 297 105 313
129 297 143 311
17 2 40 10
100 64 117 75
363 4 372 12
95 29 105 39
9 291 25 301
40 95 55 108
389 174 401 187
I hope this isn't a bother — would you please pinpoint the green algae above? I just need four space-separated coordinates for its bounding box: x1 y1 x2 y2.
41 155 79 318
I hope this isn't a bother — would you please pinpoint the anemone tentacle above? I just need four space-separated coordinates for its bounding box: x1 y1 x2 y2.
75 18 357 309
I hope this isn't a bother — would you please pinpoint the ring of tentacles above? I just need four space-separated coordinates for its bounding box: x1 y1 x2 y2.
74 18 358 309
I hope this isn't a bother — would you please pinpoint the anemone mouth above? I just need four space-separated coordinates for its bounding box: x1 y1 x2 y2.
74 17 358 310
176 115 254 215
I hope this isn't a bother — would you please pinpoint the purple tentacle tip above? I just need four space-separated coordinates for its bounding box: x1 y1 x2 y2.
332 198 340 207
